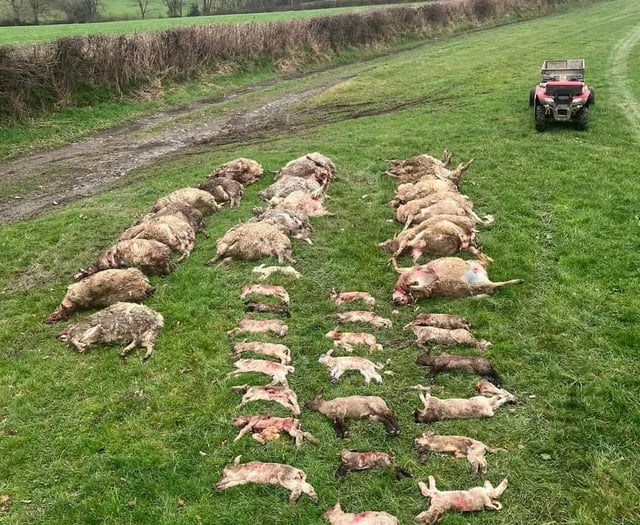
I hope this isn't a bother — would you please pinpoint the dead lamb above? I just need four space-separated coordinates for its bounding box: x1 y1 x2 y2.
227 358 294 386
232 384 301 415
306 393 399 438
330 290 375 308
210 157 264 186
318 350 384 384
259 175 324 201
232 415 318 447
244 302 290 317
412 386 512 423
392 256 523 305
387 178 458 208
415 476 508 524
152 187 218 216
45 268 153 323
269 190 332 218
331 311 392 329
207 222 296 265
336 450 411 479
416 353 502 385
57 302 163 361
226 317 288 338
405 313 470 331
231 341 291 364
411 325 491 350
136 202 208 237
120 218 196 261
414 430 505 476
325 330 383 353
215 456 318 504
252 264 302 280
240 284 290 305
74 239 175 281
323 502 398 525
198 176 244 207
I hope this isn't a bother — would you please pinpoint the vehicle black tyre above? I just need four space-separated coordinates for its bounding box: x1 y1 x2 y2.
529 88 535 107
535 103 546 131
587 86 595 106
576 107 589 131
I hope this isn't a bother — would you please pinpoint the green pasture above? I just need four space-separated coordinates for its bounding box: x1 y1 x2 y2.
2 0 640 523
0 4 398 46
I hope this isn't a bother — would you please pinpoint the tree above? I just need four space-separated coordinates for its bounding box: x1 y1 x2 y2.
134 0 149 19
4 0 24 24
201 0 213 15
28 0 47 24
164 0 182 17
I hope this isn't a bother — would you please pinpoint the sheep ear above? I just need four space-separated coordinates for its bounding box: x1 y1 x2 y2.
233 455 242 465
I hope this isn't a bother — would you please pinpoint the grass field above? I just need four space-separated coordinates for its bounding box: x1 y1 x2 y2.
2 0 640 524
0 4 400 46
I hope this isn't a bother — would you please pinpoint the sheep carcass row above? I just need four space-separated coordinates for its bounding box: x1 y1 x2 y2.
323 502 398 525
269 191 332 218
392 257 523 305
57 302 163 361
210 158 264 186
120 218 195 262
152 187 218 216
198 176 244 207
275 152 336 185
215 456 318 504
75 239 175 281
207 222 296 265
259 176 324 201
46 268 153 323
250 208 313 244
387 178 458 208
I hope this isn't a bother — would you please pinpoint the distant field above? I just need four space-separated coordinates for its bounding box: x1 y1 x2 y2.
0 5 394 46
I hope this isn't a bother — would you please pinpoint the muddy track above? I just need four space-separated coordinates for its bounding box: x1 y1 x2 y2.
0 40 440 226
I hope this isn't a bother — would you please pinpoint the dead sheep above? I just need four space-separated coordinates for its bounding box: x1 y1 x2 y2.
269 190 332 218
331 310 392 329
57 302 163 361
250 208 314 244
227 358 295 386
252 264 302 280
405 313 470 331
207 222 296 265
386 152 473 186
336 450 411 479
210 158 264 186
244 301 290 317
416 353 501 385
325 330 383 353
215 456 318 505
120 218 196 262
198 176 244 207
412 386 511 423
306 393 399 438
232 384 301 415
275 152 336 185
387 178 458 208
231 341 291 364
259 175 324 201
411 325 492 350
318 350 384 384
240 284 290 305
399 198 494 228
391 256 523 305
323 502 399 525
136 202 208 237
395 192 472 228
46 268 153 324
232 415 318 447
414 430 505 475
75 239 175 281
330 290 375 308
226 317 288 338
415 476 508 524
380 218 480 262
152 187 218 216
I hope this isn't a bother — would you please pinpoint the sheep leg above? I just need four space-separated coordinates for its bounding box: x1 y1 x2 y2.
467 444 488 476
335 464 349 477
288 488 301 505
215 478 247 490
371 414 400 436
415 505 445 524
302 431 319 444
232 423 255 443
120 339 139 359
333 418 348 439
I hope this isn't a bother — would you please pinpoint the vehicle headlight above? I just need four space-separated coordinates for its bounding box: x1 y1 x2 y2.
571 98 585 106
542 97 555 105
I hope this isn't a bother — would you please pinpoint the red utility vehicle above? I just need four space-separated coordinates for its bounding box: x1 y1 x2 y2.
529 59 595 131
